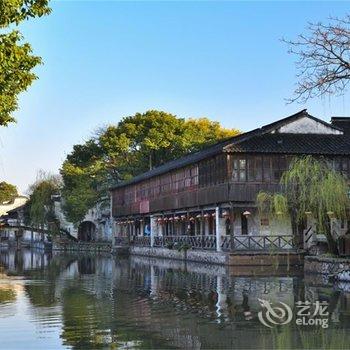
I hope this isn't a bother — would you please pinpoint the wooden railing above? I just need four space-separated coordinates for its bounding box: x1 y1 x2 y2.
221 236 232 251
122 234 294 251
154 235 216 250
114 236 129 246
132 236 151 246
227 235 294 251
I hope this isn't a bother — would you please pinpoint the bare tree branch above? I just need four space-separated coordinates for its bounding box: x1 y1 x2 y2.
283 15 350 103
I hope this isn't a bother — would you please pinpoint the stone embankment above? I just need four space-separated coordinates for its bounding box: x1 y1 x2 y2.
53 241 112 252
305 255 350 275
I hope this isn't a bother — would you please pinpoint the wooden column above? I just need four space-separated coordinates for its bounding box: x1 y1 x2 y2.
201 209 205 248
215 206 222 252
229 202 235 251
150 215 155 247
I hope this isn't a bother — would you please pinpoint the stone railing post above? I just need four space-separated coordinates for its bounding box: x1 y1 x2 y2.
150 215 156 247
215 206 222 252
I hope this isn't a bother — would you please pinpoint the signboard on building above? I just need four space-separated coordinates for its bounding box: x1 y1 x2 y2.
139 200 150 214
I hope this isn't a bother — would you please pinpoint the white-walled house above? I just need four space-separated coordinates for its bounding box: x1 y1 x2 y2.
53 196 113 242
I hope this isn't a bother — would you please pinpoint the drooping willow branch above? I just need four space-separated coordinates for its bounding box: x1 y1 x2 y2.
257 156 350 253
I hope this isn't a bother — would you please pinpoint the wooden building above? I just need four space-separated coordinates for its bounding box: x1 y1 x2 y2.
110 110 350 252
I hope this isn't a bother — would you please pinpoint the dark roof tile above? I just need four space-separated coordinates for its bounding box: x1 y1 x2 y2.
227 134 350 155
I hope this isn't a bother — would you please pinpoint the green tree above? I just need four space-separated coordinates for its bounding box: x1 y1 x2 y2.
0 181 18 203
99 110 240 178
27 172 61 231
61 110 240 224
257 156 350 255
0 0 51 125
61 161 102 224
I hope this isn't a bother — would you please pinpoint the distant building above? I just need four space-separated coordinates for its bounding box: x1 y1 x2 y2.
0 196 28 217
0 196 30 245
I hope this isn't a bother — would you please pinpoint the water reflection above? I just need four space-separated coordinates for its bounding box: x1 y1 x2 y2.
0 249 349 349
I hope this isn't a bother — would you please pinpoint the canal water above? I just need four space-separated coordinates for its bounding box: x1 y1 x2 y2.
0 249 349 350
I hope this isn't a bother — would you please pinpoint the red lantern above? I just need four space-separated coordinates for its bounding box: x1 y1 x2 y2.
222 210 230 217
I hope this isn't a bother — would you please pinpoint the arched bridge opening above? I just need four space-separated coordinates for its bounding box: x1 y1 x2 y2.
77 221 96 242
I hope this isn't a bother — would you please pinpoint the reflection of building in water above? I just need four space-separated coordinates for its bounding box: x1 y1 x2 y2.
2 250 349 350
303 283 350 326
0 249 51 273
39 254 301 349
129 259 296 322
78 257 96 274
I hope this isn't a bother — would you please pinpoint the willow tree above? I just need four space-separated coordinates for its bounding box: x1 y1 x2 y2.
257 156 350 254
27 172 61 235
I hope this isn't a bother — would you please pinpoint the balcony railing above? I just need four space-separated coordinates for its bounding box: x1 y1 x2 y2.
127 234 294 251
132 236 151 246
154 235 216 250
227 235 294 251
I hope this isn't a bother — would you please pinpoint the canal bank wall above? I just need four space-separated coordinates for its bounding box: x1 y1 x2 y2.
128 246 304 267
304 255 350 275
130 246 228 265
50 240 304 268
53 241 112 252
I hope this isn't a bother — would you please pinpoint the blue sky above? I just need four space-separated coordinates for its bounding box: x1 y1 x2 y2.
2 1 350 193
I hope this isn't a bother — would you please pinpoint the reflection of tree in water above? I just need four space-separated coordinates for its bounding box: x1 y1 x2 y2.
25 282 57 307
60 284 169 349
24 255 75 307
0 288 16 304
61 287 107 349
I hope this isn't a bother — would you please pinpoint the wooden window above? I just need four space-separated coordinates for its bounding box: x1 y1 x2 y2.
340 158 349 178
263 156 271 182
272 156 280 181
232 157 247 182
248 156 263 182
239 159 246 181
332 157 349 178
191 166 198 186
232 159 238 181
153 177 160 197
185 167 191 187
215 155 227 183
333 158 341 171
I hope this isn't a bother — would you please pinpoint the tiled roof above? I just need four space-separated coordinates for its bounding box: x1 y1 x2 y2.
227 134 350 155
331 117 350 136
